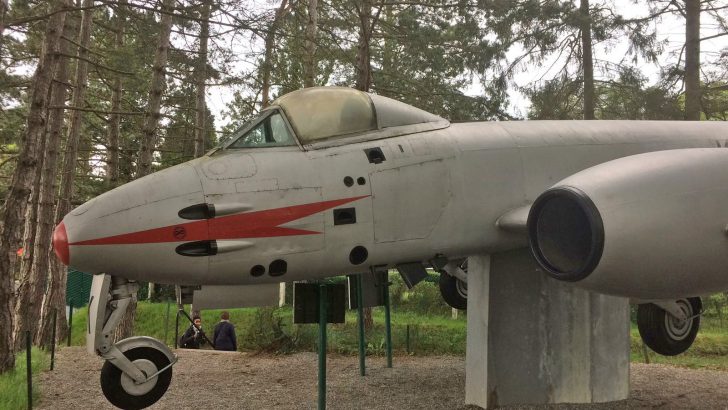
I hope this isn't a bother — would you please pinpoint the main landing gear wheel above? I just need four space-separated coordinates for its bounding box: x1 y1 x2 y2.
100 347 173 410
637 297 702 356
439 272 467 310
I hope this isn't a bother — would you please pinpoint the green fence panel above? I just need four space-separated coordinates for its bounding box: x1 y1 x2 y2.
66 269 92 307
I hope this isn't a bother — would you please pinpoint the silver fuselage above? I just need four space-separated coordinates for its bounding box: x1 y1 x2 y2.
63 120 728 294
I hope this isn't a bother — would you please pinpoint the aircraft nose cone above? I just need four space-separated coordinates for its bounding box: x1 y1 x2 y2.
53 221 69 265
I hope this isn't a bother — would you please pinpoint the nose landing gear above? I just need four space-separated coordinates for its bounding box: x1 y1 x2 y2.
89 274 177 409
101 345 174 409
637 297 702 356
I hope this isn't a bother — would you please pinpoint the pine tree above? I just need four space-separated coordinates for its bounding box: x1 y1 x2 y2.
0 0 69 372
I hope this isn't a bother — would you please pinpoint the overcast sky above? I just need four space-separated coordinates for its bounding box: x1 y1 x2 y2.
201 1 728 127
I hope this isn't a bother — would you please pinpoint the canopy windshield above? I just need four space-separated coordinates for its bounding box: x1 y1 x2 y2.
272 87 377 143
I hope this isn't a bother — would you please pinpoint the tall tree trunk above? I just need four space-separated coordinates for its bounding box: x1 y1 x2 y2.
381 4 393 95
0 0 7 46
304 0 318 88
14 8 78 348
35 22 73 349
105 2 127 188
12 66 53 350
261 0 289 108
0 0 68 372
57 0 93 222
16 61 60 278
137 0 174 177
12 55 62 346
106 74 122 185
119 0 174 341
355 1 373 92
49 0 94 346
580 0 595 120
37 265 68 346
684 0 701 121
147 0 161 304
354 0 377 331
193 0 210 158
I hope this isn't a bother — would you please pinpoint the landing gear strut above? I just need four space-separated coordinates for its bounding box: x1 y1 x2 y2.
436 259 468 310
637 297 702 356
89 274 177 409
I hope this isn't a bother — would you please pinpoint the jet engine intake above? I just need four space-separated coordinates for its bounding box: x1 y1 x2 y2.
527 148 728 299
528 186 603 282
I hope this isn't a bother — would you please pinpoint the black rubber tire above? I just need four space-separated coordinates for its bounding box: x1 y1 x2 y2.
100 347 173 410
637 297 702 356
439 273 467 310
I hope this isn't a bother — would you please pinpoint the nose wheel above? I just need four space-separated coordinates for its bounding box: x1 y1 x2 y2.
637 297 702 356
101 346 173 410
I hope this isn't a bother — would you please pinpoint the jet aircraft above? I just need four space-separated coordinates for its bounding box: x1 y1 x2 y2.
52 86 728 409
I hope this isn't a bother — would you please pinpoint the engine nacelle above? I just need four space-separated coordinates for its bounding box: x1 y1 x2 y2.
527 148 728 299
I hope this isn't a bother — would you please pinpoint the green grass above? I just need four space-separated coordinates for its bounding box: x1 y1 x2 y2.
67 274 464 354
67 301 466 355
630 324 728 370
63 292 728 370
0 348 49 410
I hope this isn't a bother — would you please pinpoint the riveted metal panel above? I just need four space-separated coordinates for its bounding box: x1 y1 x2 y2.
371 160 450 243
201 152 257 179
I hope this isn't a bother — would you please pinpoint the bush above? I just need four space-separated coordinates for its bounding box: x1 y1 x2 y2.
389 272 452 316
241 307 300 354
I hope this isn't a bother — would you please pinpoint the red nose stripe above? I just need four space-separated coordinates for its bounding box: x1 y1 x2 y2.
53 222 70 265
70 195 369 246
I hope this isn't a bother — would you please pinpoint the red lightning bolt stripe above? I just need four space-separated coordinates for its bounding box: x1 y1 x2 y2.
70 195 369 246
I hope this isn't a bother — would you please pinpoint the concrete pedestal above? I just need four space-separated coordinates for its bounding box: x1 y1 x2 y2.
465 249 630 408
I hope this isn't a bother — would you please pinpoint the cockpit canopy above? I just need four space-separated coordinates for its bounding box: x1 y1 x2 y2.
269 87 449 145
221 87 449 151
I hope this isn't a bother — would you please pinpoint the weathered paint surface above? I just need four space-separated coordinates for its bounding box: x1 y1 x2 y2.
58 87 728 409
58 88 728 299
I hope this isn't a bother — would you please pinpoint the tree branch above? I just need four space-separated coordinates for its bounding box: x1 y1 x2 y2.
700 32 728 42
49 105 146 116
0 154 18 169
56 52 136 75
6 3 104 27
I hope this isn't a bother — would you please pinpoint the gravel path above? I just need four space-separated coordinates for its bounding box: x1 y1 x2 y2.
36 347 728 409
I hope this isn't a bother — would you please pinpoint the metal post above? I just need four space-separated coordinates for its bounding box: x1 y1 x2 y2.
50 309 57 371
318 284 327 410
384 277 392 368
66 304 73 347
641 340 651 364
164 300 171 346
356 274 366 376
413 325 417 354
174 309 180 349
26 331 32 409
406 325 410 355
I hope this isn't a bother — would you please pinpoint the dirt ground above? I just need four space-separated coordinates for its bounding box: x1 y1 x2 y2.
36 347 728 409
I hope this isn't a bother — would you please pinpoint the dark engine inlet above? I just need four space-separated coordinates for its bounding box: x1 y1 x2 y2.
527 186 604 282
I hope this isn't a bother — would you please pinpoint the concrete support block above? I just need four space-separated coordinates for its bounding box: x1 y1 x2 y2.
465 249 630 408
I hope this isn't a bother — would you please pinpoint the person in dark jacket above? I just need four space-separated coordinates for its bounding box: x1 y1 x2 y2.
213 311 237 351
180 316 206 349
